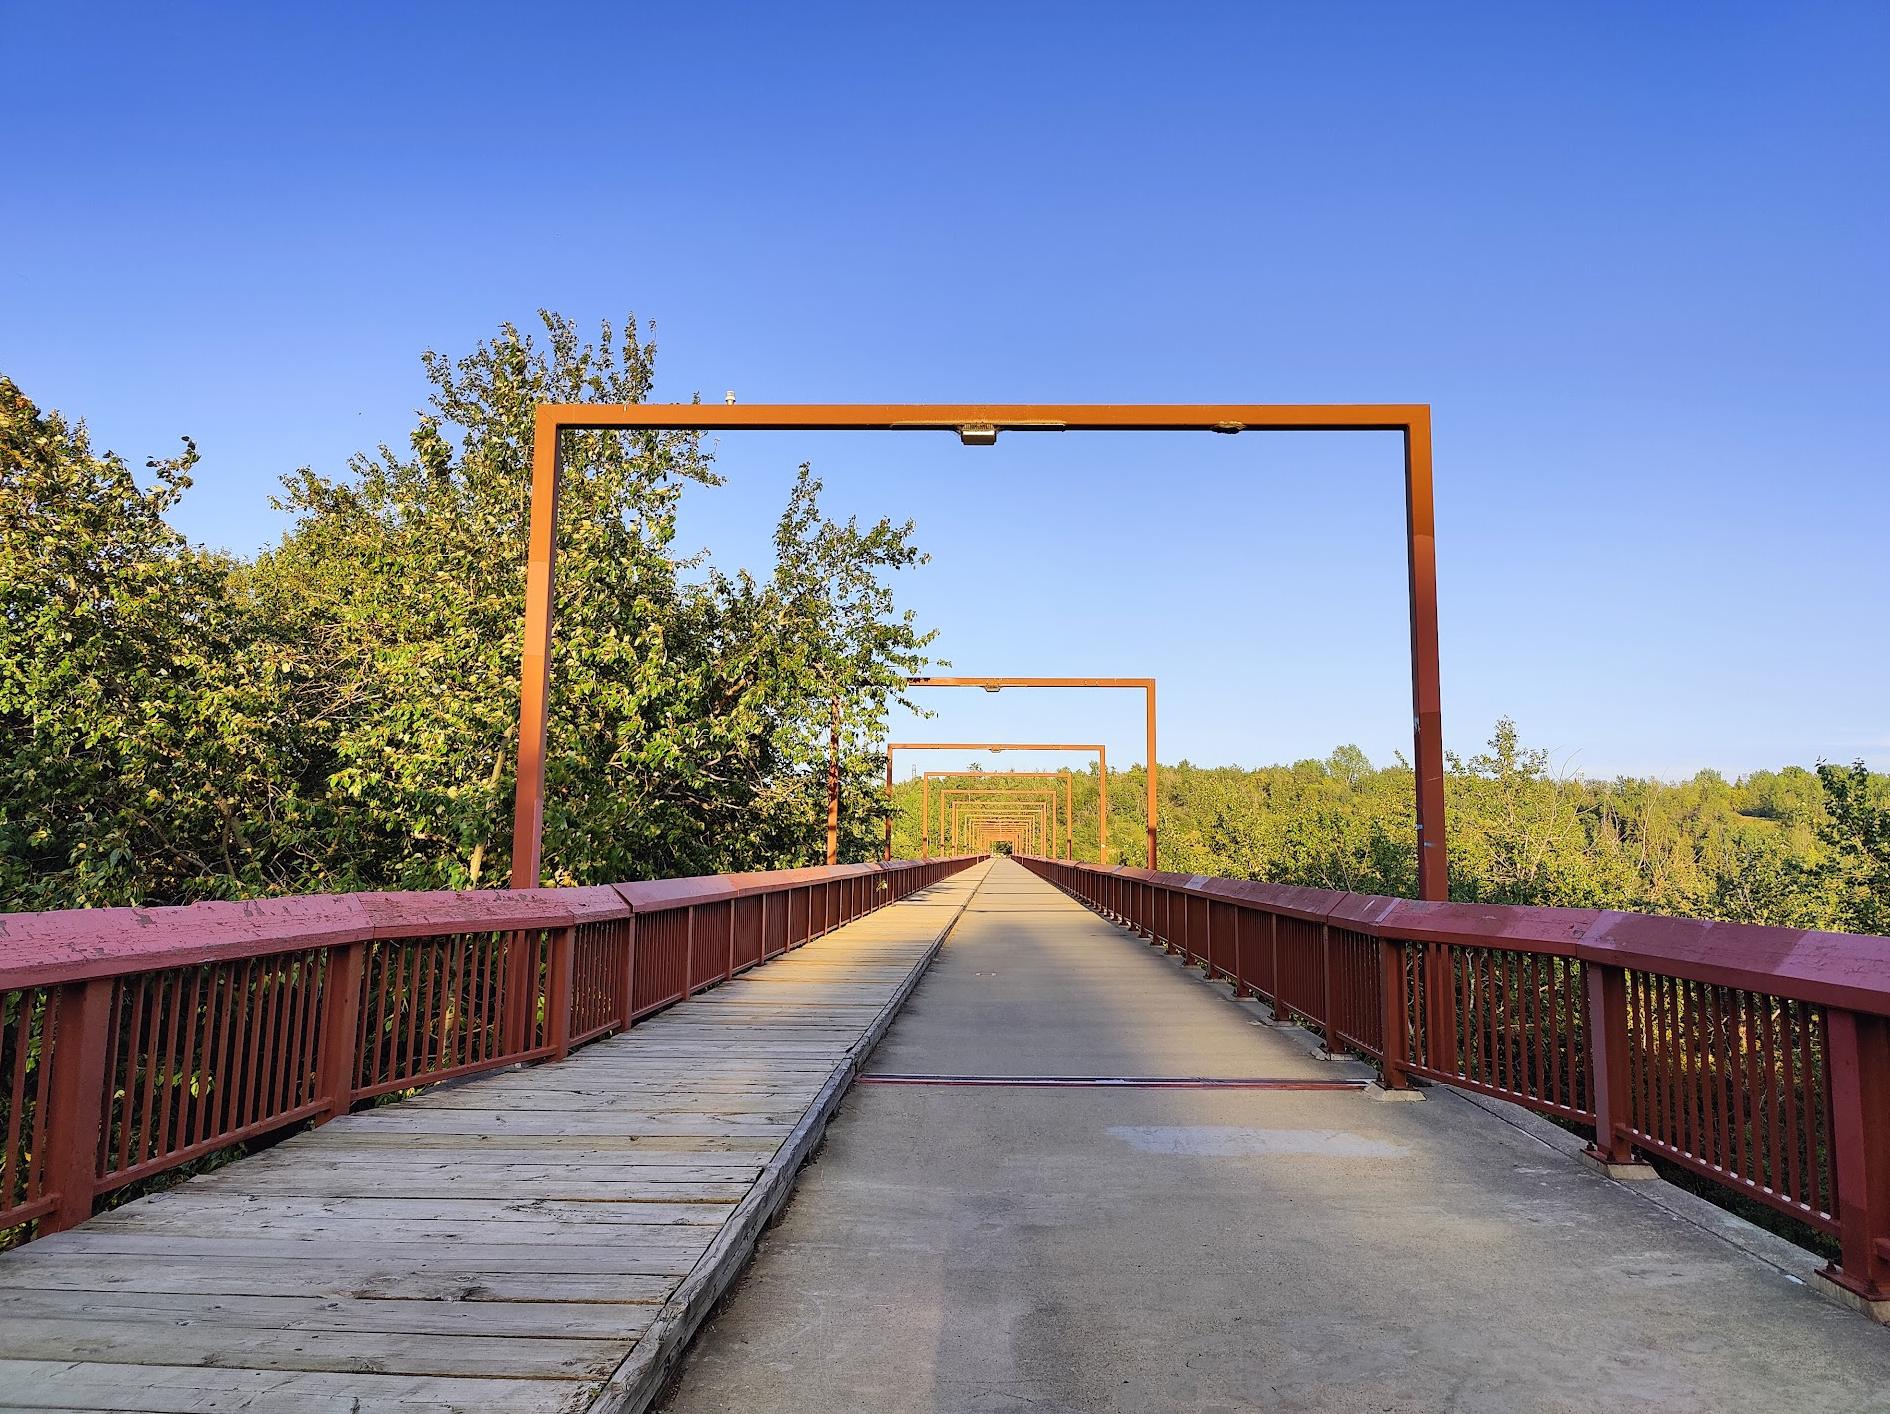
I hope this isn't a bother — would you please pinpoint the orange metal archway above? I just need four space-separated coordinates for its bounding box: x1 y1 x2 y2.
513 403 1445 901
926 774 1068 858
907 678 1155 869
885 744 1107 863
950 800 1052 854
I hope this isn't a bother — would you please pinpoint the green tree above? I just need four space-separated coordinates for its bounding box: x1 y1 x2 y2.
1814 760 1890 934
0 378 280 906
899 722 1889 934
247 313 933 887
3 314 938 906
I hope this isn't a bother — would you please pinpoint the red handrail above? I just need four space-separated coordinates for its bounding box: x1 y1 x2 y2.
1015 854 1890 1309
0 857 978 1246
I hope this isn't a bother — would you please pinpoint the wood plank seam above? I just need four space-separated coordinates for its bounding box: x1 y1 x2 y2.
583 867 987 1413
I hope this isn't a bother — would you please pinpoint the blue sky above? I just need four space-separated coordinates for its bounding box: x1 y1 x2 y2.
4 2 1884 781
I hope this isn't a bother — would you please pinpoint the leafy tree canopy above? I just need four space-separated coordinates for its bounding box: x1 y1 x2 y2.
3 314 933 907
889 719 1890 932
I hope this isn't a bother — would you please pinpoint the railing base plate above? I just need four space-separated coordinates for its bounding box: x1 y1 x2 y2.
1581 1147 1659 1182
1814 1268 1890 1325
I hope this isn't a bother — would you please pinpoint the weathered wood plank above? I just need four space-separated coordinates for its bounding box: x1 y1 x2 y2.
291 1133 782 1154
180 1167 758 1201
0 1359 596 1413
0 1254 676 1303
334 1112 799 1136
0 1287 654 1339
406 1091 813 1114
39 1228 722 1256
0 1316 625 1380
0 865 985 1413
102 1194 733 1225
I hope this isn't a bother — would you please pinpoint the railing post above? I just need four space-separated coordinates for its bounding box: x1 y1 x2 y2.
1582 962 1641 1168
1823 1007 1890 1309
1377 939 1411 1089
41 976 114 1234
546 925 576 1061
315 940 366 1123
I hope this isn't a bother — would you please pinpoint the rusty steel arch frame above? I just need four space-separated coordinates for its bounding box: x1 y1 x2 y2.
956 804 1048 854
885 743 1107 863
938 783 1059 823
513 403 1445 902
947 794 1055 854
960 818 1044 855
922 775 1073 862
976 824 1024 855
907 677 1157 869
932 777 1068 860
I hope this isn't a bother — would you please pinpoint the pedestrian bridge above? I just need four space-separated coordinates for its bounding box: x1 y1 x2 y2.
4 858 1890 1411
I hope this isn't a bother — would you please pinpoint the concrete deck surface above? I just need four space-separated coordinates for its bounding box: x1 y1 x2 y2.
658 859 1890 1414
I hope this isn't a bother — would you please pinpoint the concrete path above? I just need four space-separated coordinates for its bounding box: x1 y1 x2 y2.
659 859 1890 1414
0 865 987 1414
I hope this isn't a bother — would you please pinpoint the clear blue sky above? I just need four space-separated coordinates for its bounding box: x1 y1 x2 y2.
5 2 1884 782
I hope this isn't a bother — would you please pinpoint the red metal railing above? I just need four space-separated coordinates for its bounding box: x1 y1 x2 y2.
1017 854 1890 1306
0 856 975 1247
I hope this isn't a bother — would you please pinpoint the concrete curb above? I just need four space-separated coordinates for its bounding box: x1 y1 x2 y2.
1083 891 1858 1317
587 870 985 1414
1440 1083 1837 1295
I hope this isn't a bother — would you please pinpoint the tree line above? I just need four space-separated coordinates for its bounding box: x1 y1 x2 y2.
7 314 1886 933
889 721 1890 934
2 314 928 910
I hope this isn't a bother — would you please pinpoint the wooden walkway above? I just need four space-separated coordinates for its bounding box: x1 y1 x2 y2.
0 865 988 1414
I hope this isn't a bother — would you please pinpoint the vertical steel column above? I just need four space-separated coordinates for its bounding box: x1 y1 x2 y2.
1404 409 1448 901
1405 411 1455 1068
511 411 562 887
826 695 841 866
1145 681 1159 869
